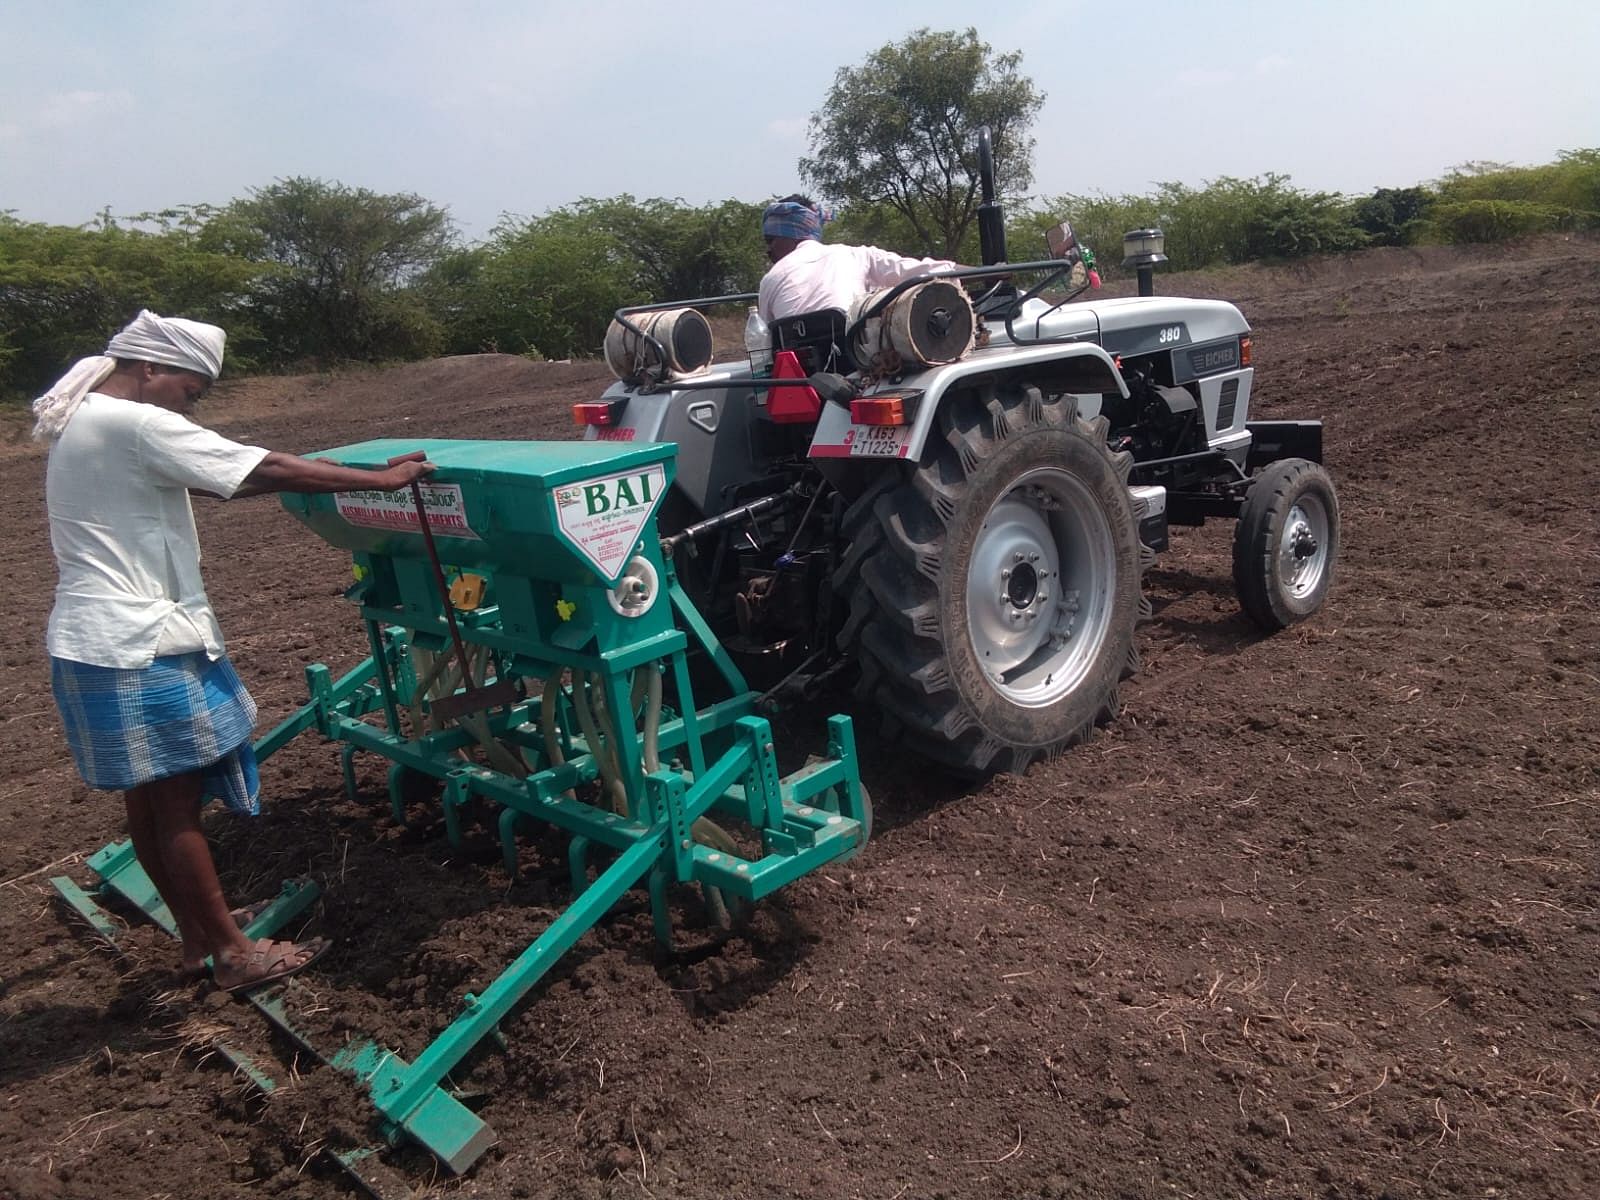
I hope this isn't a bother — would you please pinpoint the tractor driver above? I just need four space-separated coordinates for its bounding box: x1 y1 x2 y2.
756 195 960 324
35 310 435 993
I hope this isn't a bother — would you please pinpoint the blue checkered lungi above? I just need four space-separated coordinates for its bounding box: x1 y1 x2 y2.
50 652 261 815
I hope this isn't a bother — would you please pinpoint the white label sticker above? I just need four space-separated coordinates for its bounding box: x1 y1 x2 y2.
335 482 480 540
553 463 667 580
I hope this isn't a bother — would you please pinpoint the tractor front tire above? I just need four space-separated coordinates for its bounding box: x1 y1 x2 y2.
836 381 1145 776
1231 457 1340 630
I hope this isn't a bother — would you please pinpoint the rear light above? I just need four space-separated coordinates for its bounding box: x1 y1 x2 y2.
1239 336 1252 367
572 399 628 426
849 396 906 426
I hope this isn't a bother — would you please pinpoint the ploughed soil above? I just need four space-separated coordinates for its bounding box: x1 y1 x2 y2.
2 235 1598 1200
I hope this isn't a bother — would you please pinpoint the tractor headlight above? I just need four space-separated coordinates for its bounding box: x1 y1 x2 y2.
1121 228 1168 268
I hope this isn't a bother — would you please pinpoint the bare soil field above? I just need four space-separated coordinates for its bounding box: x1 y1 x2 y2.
2 235 1598 1200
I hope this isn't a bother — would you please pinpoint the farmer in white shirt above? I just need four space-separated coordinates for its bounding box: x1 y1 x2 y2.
36 310 434 992
755 195 959 324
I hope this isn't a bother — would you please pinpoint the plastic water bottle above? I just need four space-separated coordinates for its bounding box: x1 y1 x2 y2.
744 306 773 377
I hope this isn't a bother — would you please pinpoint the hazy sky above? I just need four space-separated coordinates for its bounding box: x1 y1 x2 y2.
2 0 1595 240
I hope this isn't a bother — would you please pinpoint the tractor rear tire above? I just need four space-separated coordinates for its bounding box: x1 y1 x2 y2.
1231 457 1340 630
835 381 1145 777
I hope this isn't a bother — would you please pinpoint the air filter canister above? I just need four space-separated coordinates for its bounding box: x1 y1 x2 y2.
850 279 975 373
604 307 714 383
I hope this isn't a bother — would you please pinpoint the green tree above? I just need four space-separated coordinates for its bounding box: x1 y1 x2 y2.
1243 189 1368 260
1432 151 1600 211
1352 187 1432 246
1422 150 1600 241
801 27 1044 259
1026 174 1369 276
414 246 492 354
1426 200 1576 243
574 196 767 299
432 197 768 359
443 208 642 359
203 178 454 365
826 201 951 261
0 213 264 404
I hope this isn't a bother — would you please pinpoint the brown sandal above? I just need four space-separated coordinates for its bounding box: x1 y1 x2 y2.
217 937 331 993
177 900 284 980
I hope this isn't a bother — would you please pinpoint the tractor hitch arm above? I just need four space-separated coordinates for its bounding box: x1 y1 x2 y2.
660 486 806 558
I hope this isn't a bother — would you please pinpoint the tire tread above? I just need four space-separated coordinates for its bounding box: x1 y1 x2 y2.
838 381 1147 777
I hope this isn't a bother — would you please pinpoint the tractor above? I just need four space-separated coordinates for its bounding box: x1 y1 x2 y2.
45 130 1338 1187
585 128 1340 776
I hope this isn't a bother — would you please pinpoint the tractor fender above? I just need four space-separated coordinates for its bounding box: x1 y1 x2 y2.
808 341 1128 464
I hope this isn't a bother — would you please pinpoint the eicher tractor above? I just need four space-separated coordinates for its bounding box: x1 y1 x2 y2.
47 129 1336 1187
585 129 1341 776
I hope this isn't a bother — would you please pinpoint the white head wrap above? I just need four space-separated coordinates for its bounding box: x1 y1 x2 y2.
31 309 227 440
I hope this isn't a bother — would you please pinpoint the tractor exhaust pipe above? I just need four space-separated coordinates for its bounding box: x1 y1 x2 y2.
975 125 1008 266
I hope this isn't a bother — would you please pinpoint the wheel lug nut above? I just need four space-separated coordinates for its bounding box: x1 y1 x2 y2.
1013 552 1025 562
1001 568 1011 580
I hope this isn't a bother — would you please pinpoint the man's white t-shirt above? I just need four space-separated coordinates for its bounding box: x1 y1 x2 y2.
757 240 956 323
45 393 270 669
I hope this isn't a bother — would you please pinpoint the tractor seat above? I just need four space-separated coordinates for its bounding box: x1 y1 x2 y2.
770 308 857 376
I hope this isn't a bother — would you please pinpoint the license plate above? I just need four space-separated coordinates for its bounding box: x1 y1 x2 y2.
846 425 912 457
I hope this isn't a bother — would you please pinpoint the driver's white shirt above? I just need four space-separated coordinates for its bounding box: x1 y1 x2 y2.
757 240 956 323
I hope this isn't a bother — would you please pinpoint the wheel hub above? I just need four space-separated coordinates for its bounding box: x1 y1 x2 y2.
1278 501 1331 599
965 467 1116 708
968 498 1057 667
1006 560 1039 608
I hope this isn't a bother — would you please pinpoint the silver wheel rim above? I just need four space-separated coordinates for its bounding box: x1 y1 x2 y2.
1279 495 1330 600
964 466 1116 708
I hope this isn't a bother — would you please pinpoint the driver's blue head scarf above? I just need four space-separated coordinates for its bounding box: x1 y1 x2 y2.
762 200 824 242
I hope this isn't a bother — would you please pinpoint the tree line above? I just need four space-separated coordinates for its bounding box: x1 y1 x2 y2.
1010 149 1600 277
0 186 771 402
3 25 1596 404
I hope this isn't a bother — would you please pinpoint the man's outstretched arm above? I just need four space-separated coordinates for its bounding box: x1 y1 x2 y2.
230 450 434 499
859 245 959 290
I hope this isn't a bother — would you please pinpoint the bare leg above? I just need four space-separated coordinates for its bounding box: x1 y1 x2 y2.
142 772 254 969
142 772 325 989
125 780 211 971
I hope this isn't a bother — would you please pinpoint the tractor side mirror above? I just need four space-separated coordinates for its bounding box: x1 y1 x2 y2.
1046 221 1079 260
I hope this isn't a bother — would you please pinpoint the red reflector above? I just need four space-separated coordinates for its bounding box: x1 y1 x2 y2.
850 396 906 426
772 349 806 380
572 401 619 426
766 349 821 424
1239 336 1253 367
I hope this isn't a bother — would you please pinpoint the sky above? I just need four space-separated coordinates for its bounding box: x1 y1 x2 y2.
2 0 1596 241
